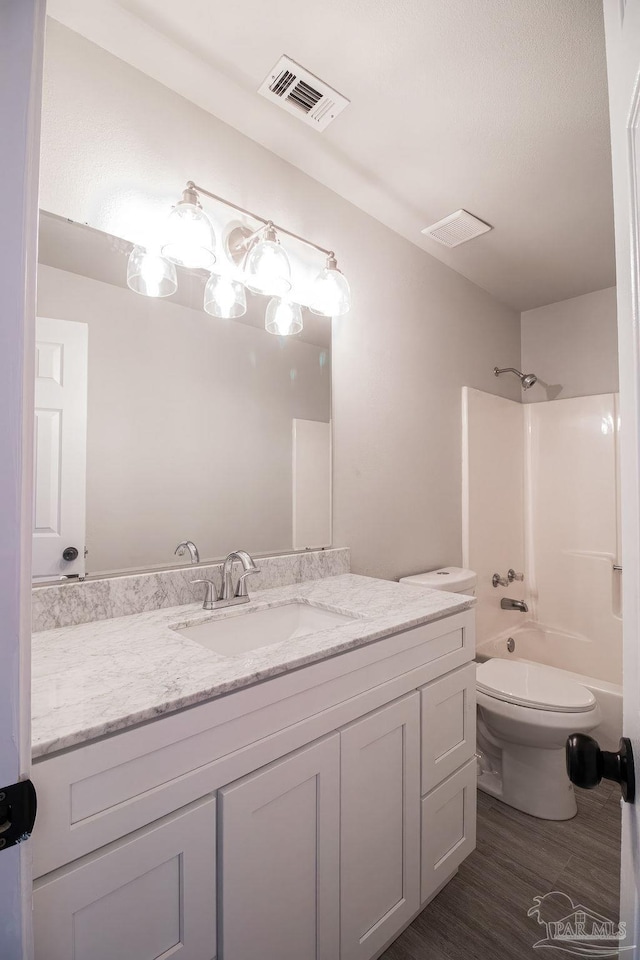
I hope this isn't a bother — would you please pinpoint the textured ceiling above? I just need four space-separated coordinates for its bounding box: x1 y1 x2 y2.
47 0 615 310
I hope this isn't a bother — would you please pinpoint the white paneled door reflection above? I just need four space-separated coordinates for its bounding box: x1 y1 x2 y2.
33 317 88 580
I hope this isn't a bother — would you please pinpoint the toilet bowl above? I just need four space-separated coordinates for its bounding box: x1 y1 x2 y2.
476 659 601 820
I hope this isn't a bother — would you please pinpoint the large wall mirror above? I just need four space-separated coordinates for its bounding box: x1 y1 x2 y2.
33 212 332 582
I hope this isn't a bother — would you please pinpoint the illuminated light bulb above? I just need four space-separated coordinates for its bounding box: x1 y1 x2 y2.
203 273 247 319
161 186 216 270
265 298 303 336
244 223 292 297
126 246 177 298
310 253 351 317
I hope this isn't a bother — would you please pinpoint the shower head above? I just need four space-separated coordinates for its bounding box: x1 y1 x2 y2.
494 366 538 391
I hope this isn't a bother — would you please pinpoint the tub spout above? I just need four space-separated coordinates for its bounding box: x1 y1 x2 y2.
501 597 528 613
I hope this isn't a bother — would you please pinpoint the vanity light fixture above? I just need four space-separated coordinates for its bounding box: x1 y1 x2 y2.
130 180 351 333
265 297 303 336
310 252 351 317
126 246 178 298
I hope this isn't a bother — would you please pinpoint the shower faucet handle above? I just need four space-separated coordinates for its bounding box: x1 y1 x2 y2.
508 569 524 582
492 573 509 588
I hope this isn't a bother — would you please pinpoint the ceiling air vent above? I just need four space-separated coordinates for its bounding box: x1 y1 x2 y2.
421 210 492 247
258 55 349 131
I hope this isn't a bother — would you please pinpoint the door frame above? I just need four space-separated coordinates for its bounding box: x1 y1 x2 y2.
0 1 46 957
603 0 640 950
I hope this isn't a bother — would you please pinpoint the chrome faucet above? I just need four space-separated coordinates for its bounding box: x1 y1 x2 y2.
175 540 200 564
191 549 260 610
221 550 260 600
501 597 528 613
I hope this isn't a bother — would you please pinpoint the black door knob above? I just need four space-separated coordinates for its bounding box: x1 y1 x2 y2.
566 733 635 803
62 546 79 562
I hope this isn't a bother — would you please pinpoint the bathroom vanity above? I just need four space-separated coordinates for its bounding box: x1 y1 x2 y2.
31 574 476 960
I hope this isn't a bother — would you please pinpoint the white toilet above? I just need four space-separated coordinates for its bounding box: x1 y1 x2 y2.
400 566 601 821
476 659 601 820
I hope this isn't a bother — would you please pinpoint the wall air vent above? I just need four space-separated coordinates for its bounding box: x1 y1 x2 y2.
258 55 349 132
421 209 492 247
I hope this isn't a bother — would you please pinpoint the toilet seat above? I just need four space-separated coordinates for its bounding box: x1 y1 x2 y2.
476 659 596 713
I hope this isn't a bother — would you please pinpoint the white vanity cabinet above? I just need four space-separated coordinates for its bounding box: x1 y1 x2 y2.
31 608 476 960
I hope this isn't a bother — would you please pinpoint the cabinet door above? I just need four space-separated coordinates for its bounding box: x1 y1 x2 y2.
219 734 340 960
421 758 476 904
33 795 217 960
340 693 421 960
421 661 476 794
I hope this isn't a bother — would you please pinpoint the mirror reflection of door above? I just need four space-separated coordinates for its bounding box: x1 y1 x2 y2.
33 317 88 580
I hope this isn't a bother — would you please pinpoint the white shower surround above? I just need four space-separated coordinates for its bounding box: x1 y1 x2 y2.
463 388 622 704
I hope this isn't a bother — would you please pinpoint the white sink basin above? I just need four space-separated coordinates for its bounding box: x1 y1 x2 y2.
175 602 355 657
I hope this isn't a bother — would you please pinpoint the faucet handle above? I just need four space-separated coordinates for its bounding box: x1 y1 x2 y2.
191 578 219 609
492 573 509 588
235 567 261 598
508 569 524 582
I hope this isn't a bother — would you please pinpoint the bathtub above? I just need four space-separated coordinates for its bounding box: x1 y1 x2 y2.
476 622 623 751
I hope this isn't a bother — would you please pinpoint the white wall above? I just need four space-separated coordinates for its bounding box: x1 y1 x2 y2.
520 287 618 403
462 389 525 640
37 264 330 574
40 20 522 581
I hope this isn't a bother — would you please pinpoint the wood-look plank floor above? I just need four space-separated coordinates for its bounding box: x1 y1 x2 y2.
381 784 622 960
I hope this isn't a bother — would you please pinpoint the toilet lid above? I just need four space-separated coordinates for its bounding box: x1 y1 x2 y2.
476 659 597 713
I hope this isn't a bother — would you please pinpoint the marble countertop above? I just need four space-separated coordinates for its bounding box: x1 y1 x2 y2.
32 574 475 759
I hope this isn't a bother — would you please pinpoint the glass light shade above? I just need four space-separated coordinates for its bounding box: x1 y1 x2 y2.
310 264 351 317
161 202 216 270
203 273 247 319
127 246 177 298
244 238 292 297
265 298 303 336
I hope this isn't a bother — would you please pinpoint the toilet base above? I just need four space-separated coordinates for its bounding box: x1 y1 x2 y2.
477 739 578 820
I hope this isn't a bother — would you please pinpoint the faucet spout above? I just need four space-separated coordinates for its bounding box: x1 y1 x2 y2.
175 540 200 564
221 550 260 600
500 597 528 613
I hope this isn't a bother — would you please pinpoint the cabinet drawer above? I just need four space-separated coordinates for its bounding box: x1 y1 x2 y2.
421 759 476 904
33 795 217 960
420 661 476 794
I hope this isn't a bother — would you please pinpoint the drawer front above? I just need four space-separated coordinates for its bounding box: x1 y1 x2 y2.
420 661 476 794
421 759 476 904
33 795 217 960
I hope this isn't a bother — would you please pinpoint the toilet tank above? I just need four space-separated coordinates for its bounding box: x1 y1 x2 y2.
399 566 477 596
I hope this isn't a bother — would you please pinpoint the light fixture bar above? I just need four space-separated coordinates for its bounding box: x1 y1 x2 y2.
186 180 334 258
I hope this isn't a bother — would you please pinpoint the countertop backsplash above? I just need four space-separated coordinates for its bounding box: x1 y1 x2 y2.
32 547 350 632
